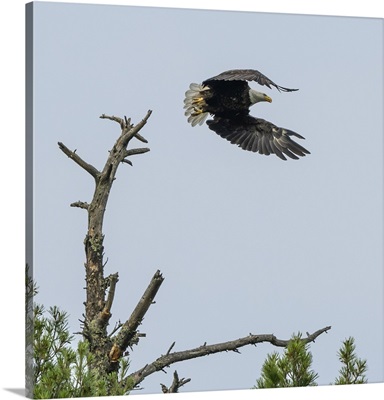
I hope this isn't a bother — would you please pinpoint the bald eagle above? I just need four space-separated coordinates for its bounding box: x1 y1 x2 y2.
184 69 310 160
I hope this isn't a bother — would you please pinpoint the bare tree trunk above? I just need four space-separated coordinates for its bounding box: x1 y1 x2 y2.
59 112 153 376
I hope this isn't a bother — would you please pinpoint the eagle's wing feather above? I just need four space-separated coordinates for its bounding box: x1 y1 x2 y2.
203 69 298 92
206 115 310 160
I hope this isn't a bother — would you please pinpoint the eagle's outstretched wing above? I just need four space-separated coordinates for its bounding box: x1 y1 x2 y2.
203 69 298 93
207 115 310 160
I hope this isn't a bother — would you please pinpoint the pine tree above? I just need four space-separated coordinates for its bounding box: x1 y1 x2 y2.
33 304 134 398
254 333 368 388
254 333 318 388
27 272 134 399
334 337 367 385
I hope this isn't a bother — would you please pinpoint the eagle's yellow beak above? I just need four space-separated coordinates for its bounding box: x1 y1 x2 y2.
264 95 272 103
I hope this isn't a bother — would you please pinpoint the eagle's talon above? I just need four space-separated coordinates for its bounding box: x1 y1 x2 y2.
192 97 204 104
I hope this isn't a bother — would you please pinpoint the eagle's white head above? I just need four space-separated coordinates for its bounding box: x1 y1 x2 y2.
249 89 272 105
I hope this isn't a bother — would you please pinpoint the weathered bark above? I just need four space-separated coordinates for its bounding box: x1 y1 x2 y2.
108 270 164 371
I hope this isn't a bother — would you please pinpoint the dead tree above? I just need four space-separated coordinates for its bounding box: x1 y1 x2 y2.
59 112 331 393
59 112 153 377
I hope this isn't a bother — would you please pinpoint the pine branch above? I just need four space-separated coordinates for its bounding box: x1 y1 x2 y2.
334 337 368 385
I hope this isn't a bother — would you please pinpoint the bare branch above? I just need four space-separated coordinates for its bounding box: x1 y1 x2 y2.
58 142 100 180
128 326 331 387
120 270 164 344
108 321 123 338
124 116 131 127
70 201 89 210
100 111 151 144
121 148 150 166
108 270 164 365
99 114 125 129
131 110 152 134
104 273 119 314
132 132 148 143
90 273 120 333
123 147 151 158
161 370 191 393
166 342 176 355
120 110 152 146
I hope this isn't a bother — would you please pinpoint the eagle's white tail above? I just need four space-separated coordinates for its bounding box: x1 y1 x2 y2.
183 83 209 127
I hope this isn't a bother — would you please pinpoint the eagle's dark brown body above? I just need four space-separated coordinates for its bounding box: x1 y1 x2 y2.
199 80 252 117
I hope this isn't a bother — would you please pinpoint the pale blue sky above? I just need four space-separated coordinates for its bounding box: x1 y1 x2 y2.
29 1 384 395
22 0 384 396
